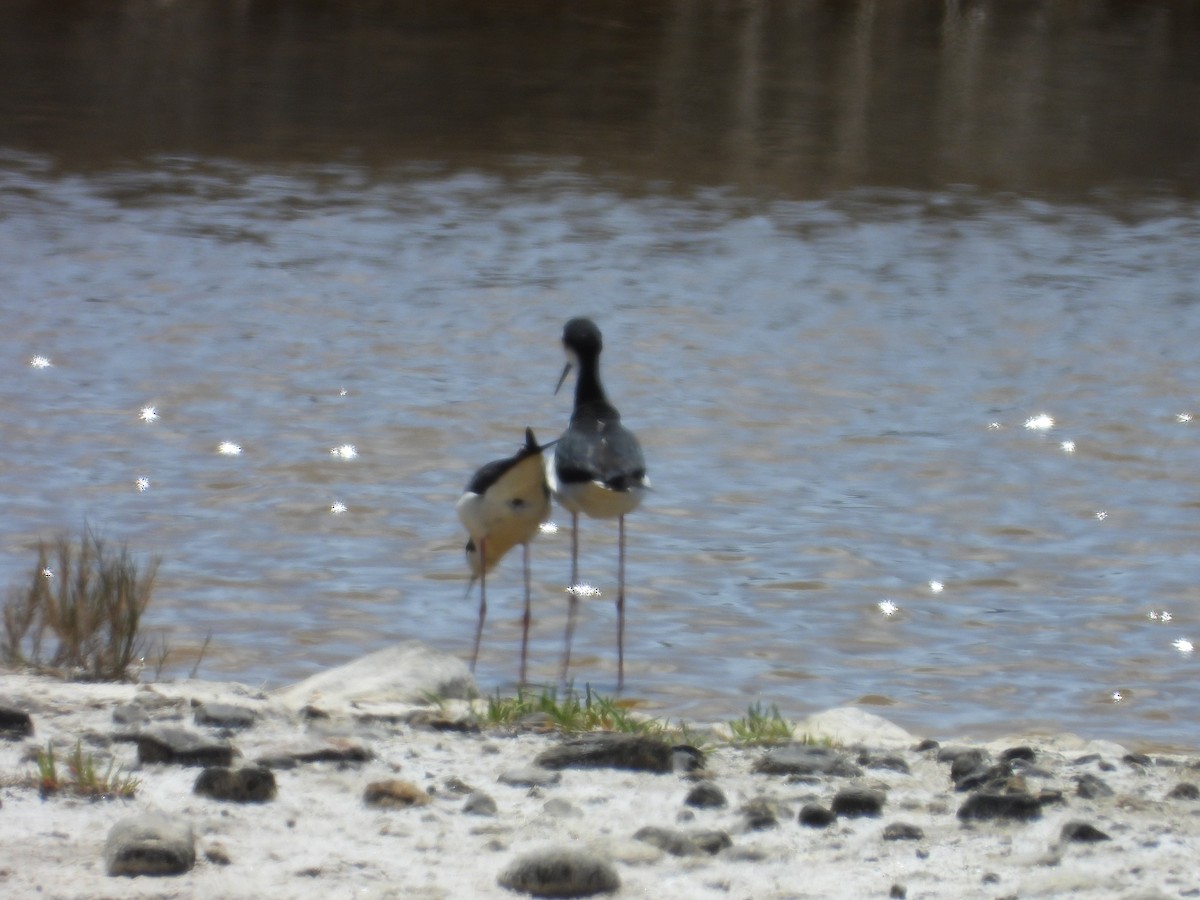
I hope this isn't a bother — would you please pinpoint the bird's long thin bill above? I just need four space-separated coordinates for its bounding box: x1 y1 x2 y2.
554 362 572 395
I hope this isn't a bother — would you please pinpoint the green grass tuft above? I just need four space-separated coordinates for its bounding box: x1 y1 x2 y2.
726 702 795 746
483 684 681 737
33 741 139 800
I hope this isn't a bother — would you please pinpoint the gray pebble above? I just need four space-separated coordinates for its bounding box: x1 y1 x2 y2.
882 822 925 841
193 702 257 730
831 787 886 818
105 812 195 877
463 791 498 817
193 766 277 803
798 803 836 828
498 847 619 897
957 791 1041 822
753 745 862 778
535 734 703 774
1061 820 1111 843
685 782 727 809
136 726 233 767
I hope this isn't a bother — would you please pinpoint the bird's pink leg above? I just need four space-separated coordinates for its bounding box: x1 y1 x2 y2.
520 541 532 685
560 511 580 681
617 515 626 691
471 538 487 672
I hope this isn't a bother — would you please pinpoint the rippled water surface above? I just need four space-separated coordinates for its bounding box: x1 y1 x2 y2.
2 1 1199 750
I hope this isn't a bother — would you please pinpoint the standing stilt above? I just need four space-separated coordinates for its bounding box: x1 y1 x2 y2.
549 318 648 687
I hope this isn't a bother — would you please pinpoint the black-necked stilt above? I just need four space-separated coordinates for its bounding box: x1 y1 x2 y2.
551 317 648 689
457 427 553 683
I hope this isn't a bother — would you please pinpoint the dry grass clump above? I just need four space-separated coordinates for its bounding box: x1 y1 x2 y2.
2 528 160 681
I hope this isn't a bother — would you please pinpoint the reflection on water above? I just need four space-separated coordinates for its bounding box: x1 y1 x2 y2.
2 1 1200 750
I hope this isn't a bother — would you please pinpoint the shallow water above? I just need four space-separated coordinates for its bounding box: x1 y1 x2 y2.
2 1 1200 750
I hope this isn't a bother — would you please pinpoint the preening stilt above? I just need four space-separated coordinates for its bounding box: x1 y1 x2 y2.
457 427 553 682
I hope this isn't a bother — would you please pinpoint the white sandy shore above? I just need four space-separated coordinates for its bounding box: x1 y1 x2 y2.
2 646 1198 899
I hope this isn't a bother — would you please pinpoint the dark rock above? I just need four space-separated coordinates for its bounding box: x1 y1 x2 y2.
798 803 836 828
1061 820 1111 843
193 766 277 803
633 826 732 857
1123 752 1153 768
831 787 886 818
255 739 372 769
741 797 780 830
463 791 498 817
938 745 986 765
684 782 728 809
1074 772 1115 799
957 792 1042 822
444 776 475 794
1000 746 1036 763
753 745 862 778
1167 782 1200 801
0 705 34 740
498 847 620 897
882 822 925 841
534 734 703 774
863 753 911 774
914 739 940 753
136 726 234 767
363 779 431 808
193 703 256 731
889 883 907 899
944 749 995 791
498 766 562 788
105 812 196 877
956 762 1016 793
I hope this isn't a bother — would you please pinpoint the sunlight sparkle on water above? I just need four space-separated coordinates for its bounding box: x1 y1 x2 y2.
567 584 601 598
1178 413 1193 423
1173 638 1194 655
1095 511 1108 520
1061 440 1075 453
878 599 899 617
1024 414 1054 430
539 522 559 535
218 441 242 456
1149 610 1174 623
29 355 51 369
929 581 944 593
139 406 159 422
1111 691 1123 703
987 422 1003 430
330 501 347 514
41 568 52 578
331 444 358 460
135 477 150 492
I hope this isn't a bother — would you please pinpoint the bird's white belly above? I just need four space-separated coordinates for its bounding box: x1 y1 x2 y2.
553 478 644 520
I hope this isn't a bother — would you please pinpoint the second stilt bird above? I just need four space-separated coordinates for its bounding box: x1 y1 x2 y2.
457 427 553 683
550 317 648 689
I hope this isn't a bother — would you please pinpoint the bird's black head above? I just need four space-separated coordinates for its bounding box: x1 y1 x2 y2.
562 317 603 357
